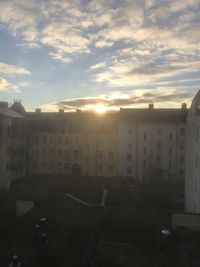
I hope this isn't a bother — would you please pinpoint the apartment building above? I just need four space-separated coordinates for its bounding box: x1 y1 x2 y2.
118 105 187 182
0 102 24 189
0 99 190 190
185 90 200 213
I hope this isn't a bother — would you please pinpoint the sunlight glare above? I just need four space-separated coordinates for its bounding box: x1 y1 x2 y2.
95 104 106 113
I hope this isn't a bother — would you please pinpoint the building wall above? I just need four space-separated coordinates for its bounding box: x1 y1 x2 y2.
28 122 119 178
0 103 190 186
118 122 186 182
185 90 200 213
0 117 12 189
10 118 27 181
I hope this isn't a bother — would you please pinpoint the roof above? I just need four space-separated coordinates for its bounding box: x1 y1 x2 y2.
26 108 188 124
119 108 188 123
11 101 26 115
0 106 23 119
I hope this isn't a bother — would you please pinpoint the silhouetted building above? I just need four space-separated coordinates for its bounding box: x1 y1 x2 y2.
0 99 190 190
185 90 200 213
0 102 24 189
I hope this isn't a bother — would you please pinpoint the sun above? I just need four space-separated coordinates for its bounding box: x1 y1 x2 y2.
95 104 106 114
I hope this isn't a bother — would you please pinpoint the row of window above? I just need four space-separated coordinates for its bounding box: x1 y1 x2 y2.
127 142 184 151
142 128 185 140
32 150 115 161
32 162 115 173
33 162 69 170
31 135 115 146
125 128 185 137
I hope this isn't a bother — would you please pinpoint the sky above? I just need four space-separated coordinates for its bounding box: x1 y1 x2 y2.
0 0 200 112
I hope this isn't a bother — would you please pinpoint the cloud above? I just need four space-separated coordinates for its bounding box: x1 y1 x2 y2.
89 62 106 70
42 88 192 111
0 0 200 82
0 62 31 75
0 77 19 92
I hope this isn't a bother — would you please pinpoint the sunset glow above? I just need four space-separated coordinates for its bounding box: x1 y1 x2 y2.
95 105 107 114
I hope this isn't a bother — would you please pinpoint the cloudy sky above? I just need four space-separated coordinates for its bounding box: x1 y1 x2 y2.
0 0 199 112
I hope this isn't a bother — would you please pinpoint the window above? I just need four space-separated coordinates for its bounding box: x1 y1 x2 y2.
49 163 54 170
74 136 79 145
86 143 90 152
98 165 102 174
58 150 62 158
6 162 10 170
180 127 185 136
179 169 184 177
156 154 161 162
64 163 68 171
61 127 65 134
169 147 172 155
108 165 113 173
195 153 198 168
58 136 62 144
57 163 62 170
85 157 89 164
49 136 55 144
43 150 47 160
42 162 47 169
33 150 38 158
33 162 38 169
127 142 132 149
144 147 147 155
169 133 173 141
128 127 132 135
180 143 184 150
180 155 184 164
157 128 162 135
64 150 69 160
32 135 39 144
194 177 197 193
42 136 47 144
75 150 79 159
7 126 11 138
127 153 132 161
144 133 147 140
50 150 55 160
169 160 172 168
143 160 146 168
98 151 103 160
127 166 132 175
109 152 114 160
156 141 161 149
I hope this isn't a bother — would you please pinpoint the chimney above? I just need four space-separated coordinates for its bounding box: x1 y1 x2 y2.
59 109 64 114
0 102 8 108
149 103 154 109
14 99 21 104
35 108 41 113
181 103 187 110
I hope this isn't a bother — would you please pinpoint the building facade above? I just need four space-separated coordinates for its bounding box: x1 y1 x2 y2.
0 102 24 189
185 90 200 213
0 99 190 190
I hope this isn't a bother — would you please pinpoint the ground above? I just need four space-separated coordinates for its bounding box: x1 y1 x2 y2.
0 175 198 267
